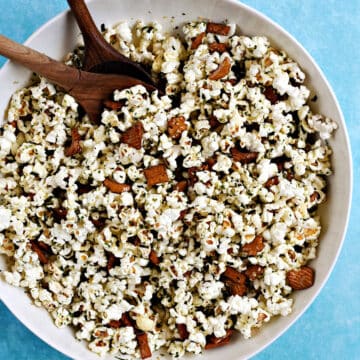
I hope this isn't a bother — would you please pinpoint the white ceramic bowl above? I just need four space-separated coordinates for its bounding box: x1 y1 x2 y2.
0 0 352 359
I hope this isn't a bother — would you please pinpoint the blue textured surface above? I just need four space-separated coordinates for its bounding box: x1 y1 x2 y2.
0 1 359 359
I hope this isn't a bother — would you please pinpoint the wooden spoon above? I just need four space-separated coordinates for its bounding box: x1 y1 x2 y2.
67 0 155 86
0 35 156 122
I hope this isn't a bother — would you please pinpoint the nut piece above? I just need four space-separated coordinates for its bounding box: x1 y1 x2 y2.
209 42 228 53
65 128 82 157
206 22 231 35
121 122 144 149
103 178 131 193
30 240 49 265
144 164 169 186
149 249 160 266
53 207 68 222
225 279 247 296
223 266 246 283
191 32 206 50
263 86 279 104
209 115 222 129
174 180 187 192
136 332 152 359
107 253 117 271
230 148 258 164
242 235 265 256
286 266 315 290
205 329 234 350
209 57 231 80
245 265 264 281
265 176 279 188
108 320 122 329
167 116 187 139
177 323 189 340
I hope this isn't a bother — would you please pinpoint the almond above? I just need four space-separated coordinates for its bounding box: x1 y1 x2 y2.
263 86 279 104
144 164 169 186
121 122 144 149
209 115 222 129
209 57 231 80
149 249 160 266
65 128 82 157
177 323 189 340
103 178 131 193
310 191 320 202
242 235 265 256
222 266 246 284
108 320 122 329
230 148 258 164
167 116 187 139
286 266 315 290
209 42 228 53
205 329 234 350
245 265 264 281
206 22 231 35
174 180 188 192
30 241 49 265
136 332 152 359
53 207 68 222
107 253 117 271
265 176 279 188
225 279 247 296
191 32 206 50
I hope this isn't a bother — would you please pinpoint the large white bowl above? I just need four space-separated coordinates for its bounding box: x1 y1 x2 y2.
0 0 352 359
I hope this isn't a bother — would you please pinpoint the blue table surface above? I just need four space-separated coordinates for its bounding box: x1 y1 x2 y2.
0 1 359 359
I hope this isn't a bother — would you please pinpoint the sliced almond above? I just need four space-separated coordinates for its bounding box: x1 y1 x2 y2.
206 22 231 35
103 178 131 193
191 32 206 50
209 57 231 80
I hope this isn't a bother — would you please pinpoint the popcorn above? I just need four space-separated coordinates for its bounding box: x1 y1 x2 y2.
0 19 334 359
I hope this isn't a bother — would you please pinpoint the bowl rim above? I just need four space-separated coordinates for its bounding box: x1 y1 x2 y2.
0 0 353 359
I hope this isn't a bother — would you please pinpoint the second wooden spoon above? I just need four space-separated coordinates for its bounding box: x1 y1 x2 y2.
0 35 156 122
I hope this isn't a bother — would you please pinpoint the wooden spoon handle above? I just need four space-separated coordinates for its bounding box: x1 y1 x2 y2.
0 34 79 91
67 0 125 68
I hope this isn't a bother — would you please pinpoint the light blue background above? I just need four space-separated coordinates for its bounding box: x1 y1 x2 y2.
0 1 359 359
